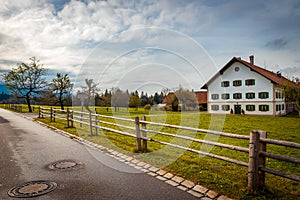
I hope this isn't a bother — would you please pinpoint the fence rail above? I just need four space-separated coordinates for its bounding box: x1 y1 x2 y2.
38 106 299 193
0 104 39 112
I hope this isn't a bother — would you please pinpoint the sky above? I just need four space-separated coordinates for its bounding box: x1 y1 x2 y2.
0 0 300 94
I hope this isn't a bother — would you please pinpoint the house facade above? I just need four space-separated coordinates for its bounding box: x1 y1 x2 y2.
195 91 207 111
202 56 294 116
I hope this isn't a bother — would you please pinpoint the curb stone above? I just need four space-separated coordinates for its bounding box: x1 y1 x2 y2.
19 112 234 200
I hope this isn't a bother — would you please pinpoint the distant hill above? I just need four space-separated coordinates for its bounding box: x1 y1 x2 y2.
0 84 10 101
0 84 9 94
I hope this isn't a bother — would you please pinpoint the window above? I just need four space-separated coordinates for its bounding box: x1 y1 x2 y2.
221 81 230 87
211 94 219 100
276 104 285 111
245 79 255 86
222 105 230 111
211 105 219 111
259 105 269 112
276 91 282 99
233 93 242 99
221 93 230 100
276 104 281 111
246 105 255 111
246 92 255 99
259 92 269 99
233 80 242 86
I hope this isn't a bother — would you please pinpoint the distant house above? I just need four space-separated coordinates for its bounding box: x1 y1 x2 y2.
162 91 207 111
201 55 297 116
162 92 176 104
195 91 207 111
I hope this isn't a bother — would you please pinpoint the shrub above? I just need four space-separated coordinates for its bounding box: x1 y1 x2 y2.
144 104 151 110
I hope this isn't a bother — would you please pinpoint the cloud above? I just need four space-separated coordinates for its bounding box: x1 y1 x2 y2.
281 66 300 79
265 38 288 50
0 0 300 92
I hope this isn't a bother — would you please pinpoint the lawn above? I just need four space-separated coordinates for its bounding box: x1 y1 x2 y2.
2 104 299 199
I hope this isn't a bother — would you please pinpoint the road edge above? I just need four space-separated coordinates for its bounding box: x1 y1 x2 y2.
17 111 233 200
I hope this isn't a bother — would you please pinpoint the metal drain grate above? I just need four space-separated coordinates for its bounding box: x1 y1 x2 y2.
47 159 84 171
8 180 57 198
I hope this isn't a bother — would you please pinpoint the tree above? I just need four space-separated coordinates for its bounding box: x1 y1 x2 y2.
169 93 179 111
129 91 141 110
283 79 300 117
175 87 198 111
111 88 130 111
153 92 160 104
49 73 73 110
80 79 99 112
95 89 111 107
2 57 47 112
140 92 150 106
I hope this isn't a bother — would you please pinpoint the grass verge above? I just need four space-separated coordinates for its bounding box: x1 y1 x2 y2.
6 105 299 199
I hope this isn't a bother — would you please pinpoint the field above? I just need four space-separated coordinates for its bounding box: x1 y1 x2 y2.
1 104 299 199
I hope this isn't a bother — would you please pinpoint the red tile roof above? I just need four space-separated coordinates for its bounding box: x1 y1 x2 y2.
195 91 207 104
162 92 175 104
162 91 207 104
236 57 294 86
202 57 298 89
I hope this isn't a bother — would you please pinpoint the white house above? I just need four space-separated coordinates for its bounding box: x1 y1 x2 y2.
201 55 296 116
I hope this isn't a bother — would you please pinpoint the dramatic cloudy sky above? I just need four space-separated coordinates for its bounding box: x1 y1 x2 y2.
0 0 300 93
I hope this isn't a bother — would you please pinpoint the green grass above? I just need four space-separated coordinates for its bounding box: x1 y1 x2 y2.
2 104 299 199
0 104 40 113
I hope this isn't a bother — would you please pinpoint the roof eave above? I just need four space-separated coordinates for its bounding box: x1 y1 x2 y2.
201 57 238 89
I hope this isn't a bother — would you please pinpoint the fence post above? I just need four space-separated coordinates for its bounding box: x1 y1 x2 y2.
38 106 41 118
50 107 53 122
248 130 260 193
53 108 56 122
135 116 142 152
80 106 83 127
89 111 93 136
141 116 147 151
94 108 98 136
70 110 74 128
66 108 70 127
258 131 267 188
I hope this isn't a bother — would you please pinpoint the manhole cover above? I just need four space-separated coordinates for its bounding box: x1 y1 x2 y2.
48 159 84 171
8 180 57 198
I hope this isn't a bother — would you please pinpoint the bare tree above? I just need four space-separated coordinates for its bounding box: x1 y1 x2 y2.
175 87 198 111
283 78 300 117
80 79 99 112
49 73 73 110
2 57 47 112
111 88 130 111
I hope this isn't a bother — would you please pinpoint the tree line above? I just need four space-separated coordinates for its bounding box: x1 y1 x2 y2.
2 57 300 115
2 57 73 112
72 78 169 112
1 57 168 112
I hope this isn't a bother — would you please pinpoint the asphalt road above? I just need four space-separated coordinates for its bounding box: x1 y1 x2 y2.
0 108 198 200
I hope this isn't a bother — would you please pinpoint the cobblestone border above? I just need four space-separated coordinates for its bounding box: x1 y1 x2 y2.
20 113 233 200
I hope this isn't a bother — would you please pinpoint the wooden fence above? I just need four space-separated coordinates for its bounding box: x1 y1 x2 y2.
0 104 39 112
39 106 300 193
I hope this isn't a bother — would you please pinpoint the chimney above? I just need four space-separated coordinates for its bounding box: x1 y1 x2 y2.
249 55 254 65
276 71 282 78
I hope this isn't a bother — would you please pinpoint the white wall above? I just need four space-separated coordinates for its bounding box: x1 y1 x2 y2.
207 62 277 115
274 86 286 116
